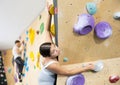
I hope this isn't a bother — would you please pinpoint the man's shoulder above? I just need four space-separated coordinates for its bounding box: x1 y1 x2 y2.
12 45 17 50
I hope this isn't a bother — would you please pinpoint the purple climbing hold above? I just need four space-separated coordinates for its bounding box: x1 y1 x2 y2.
66 74 85 85
94 21 112 39
14 75 18 83
73 14 95 35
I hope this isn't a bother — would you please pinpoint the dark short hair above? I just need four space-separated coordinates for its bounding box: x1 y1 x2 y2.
15 40 20 44
39 42 52 57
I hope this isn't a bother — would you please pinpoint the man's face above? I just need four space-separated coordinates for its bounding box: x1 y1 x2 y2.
16 42 21 47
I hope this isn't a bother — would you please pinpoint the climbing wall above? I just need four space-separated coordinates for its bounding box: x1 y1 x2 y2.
57 57 120 85
17 0 55 85
58 0 120 65
57 0 120 85
1 0 55 85
1 50 14 85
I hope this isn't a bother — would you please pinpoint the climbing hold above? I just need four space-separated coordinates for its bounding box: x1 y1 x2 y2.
25 37 28 41
66 74 85 85
8 67 12 73
25 57 28 61
50 24 55 36
24 48 26 52
23 52 26 57
63 57 68 62
36 30 39 35
34 65 36 69
40 23 44 34
37 52 40 58
29 51 34 61
14 75 18 83
73 14 95 35
94 61 104 72
24 43 27 47
2 51 6 55
28 28 35 45
26 30 29 35
26 66 29 72
49 4 54 15
54 7 58 14
24 62 27 67
113 12 120 19
86 2 97 15
36 62 41 69
94 21 112 39
39 15 41 20
109 75 120 83
22 73 25 77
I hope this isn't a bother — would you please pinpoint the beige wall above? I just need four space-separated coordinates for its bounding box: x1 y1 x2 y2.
57 0 120 85
1 0 54 85
57 57 120 85
18 0 54 85
58 0 120 65
2 49 15 85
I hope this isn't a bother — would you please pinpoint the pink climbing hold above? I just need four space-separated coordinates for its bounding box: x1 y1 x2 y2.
109 75 120 83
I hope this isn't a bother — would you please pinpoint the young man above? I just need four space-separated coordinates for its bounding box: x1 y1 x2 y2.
12 40 24 82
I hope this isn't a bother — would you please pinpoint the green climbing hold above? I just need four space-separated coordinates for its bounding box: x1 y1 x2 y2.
8 68 12 73
63 57 68 62
40 23 44 34
86 2 97 15
34 65 36 69
39 15 41 20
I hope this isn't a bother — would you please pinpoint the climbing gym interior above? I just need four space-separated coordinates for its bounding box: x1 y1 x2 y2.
0 0 120 85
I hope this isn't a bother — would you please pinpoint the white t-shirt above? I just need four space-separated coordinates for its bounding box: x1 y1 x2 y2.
12 45 21 60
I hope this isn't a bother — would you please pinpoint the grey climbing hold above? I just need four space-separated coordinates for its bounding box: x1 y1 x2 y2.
113 12 120 19
94 61 104 72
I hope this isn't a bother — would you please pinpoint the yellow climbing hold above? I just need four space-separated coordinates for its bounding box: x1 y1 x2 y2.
28 28 35 45
29 51 34 61
50 24 55 36
49 5 54 15
37 52 40 58
36 62 41 69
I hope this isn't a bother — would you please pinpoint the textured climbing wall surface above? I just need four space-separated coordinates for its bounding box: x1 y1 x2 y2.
58 0 120 65
1 0 54 85
57 57 120 85
2 50 15 85
16 0 55 85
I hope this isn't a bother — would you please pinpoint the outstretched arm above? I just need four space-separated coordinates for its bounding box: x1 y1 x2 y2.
47 62 94 76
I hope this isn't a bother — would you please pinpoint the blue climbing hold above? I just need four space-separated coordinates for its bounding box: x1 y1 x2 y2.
24 62 27 67
23 52 26 57
26 37 29 41
26 66 29 72
26 30 29 35
22 73 25 77
86 2 97 15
